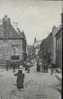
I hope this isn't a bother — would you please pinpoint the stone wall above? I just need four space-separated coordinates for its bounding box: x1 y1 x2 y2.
0 39 24 64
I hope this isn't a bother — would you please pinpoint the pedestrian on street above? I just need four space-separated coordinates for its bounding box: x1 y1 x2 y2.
36 59 40 72
14 67 25 90
13 64 16 72
44 64 46 72
6 65 8 71
27 67 30 73
51 68 53 75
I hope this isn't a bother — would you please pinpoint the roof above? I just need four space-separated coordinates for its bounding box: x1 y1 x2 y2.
0 24 25 39
0 17 25 40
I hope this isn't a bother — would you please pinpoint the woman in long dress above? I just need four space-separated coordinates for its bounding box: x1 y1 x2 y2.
15 69 25 89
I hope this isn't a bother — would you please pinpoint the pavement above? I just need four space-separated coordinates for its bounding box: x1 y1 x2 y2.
0 66 61 99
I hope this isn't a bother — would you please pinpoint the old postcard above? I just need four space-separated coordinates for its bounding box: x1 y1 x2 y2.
0 0 62 99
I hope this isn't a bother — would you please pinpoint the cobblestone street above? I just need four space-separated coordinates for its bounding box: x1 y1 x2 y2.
0 66 61 99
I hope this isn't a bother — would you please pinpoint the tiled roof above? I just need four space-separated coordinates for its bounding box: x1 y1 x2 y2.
0 24 25 39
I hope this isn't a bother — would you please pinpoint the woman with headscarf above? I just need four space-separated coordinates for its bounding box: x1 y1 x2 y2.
15 68 25 89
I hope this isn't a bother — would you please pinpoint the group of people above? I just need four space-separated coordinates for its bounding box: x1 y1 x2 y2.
36 61 48 72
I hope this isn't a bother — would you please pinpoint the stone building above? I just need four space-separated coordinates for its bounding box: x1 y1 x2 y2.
33 37 42 72
39 24 62 69
26 45 34 62
51 26 58 65
55 25 62 68
51 25 62 68
0 15 26 66
33 37 42 60
38 22 62 73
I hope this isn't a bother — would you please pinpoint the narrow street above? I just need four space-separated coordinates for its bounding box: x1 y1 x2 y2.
0 66 61 99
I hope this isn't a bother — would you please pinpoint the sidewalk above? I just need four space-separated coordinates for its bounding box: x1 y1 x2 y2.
48 68 62 93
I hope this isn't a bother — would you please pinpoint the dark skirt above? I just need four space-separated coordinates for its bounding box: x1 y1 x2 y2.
17 78 24 89
17 83 24 89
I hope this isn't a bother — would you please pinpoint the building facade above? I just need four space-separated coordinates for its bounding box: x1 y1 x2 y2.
33 37 42 60
51 25 62 68
51 26 58 65
33 38 42 72
55 26 62 68
0 15 26 66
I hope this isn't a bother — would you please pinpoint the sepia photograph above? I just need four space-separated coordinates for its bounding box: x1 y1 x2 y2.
0 0 62 99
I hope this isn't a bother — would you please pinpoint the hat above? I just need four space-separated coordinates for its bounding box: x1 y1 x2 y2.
19 65 24 70
18 68 22 71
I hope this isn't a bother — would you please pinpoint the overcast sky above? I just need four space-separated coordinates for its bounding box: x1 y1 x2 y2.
0 0 62 45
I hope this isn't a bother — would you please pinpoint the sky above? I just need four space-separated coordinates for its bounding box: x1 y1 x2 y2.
0 0 62 45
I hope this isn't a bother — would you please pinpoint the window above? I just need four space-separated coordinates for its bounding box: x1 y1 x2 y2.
13 47 16 55
11 55 19 60
56 39 59 49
